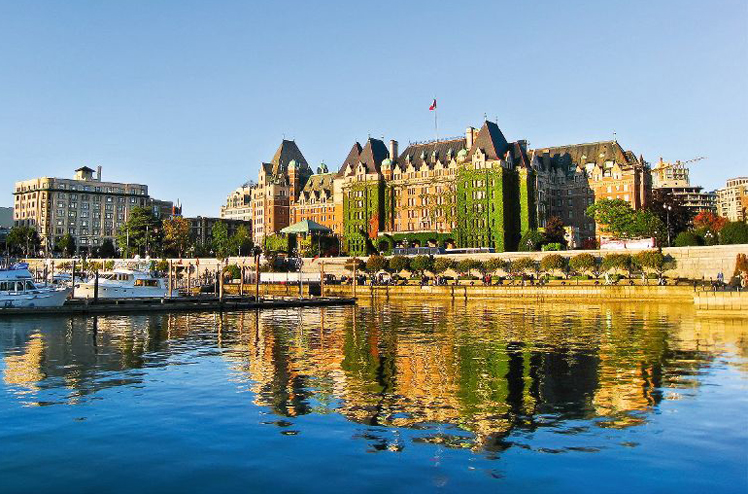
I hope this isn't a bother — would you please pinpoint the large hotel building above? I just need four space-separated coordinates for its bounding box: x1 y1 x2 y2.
13 166 176 253
220 119 656 254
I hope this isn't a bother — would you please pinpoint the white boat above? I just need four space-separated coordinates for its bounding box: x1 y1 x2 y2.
0 263 71 308
74 264 168 299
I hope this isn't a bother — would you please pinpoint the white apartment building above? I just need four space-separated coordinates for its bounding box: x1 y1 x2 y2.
716 177 748 221
14 166 150 253
220 182 255 222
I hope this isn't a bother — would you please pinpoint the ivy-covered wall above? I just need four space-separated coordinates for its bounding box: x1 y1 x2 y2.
518 168 537 234
342 181 384 255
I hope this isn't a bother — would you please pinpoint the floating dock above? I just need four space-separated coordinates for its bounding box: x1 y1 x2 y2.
0 296 355 317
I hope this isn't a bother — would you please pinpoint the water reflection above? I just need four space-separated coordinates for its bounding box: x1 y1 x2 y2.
3 300 744 459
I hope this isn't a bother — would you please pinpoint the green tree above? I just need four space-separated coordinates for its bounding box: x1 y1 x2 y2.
410 255 433 275
344 257 365 273
162 216 191 257
586 199 636 238
719 221 748 245
674 231 703 247
432 257 457 275
99 238 117 258
634 250 675 277
230 225 253 256
365 254 388 273
601 253 632 276
117 206 162 258
512 257 538 276
519 230 545 251
7 226 40 257
483 258 506 274
388 255 410 273
211 221 231 259
631 210 665 242
224 263 241 280
569 253 597 276
57 233 76 257
456 258 481 276
540 254 567 275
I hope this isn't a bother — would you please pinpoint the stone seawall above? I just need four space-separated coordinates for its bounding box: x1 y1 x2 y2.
693 291 748 312
322 284 696 302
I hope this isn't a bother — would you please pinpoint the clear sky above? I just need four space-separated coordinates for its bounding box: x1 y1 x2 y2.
1 0 746 216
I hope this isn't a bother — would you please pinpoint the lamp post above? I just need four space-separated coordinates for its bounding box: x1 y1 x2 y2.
663 204 672 247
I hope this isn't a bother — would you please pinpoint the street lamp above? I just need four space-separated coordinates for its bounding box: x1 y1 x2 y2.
663 204 672 247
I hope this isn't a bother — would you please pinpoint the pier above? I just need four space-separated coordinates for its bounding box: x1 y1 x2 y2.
0 295 355 317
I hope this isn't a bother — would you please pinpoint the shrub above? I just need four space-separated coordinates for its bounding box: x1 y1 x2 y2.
104 260 115 270
720 221 748 245
569 253 597 275
674 231 703 247
734 253 748 277
388 255 410 273
540 254 567 274
519 230 545 252
224 264 241 280
344 258 365 273
155 259 169 273
432 258 456 274
365 254 388 273
601 253 632 275
541 243 563 251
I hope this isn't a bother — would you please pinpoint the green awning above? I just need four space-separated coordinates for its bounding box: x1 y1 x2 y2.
280 219 333 235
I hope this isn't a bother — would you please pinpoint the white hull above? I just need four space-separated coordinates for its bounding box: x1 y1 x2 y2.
75 284 168 299
0 288 71 308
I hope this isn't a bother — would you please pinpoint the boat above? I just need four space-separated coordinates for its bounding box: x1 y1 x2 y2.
74 262 169 299
0 263 71 308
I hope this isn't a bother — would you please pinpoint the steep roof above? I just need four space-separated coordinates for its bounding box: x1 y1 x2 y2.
397 137 466 169
336 142 363 177
336 139 387 176
536 141 639 172
299 173 335 199
268 139 310 176
468 121 509 160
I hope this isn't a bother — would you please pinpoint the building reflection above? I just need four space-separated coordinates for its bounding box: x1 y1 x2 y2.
1 300 742 452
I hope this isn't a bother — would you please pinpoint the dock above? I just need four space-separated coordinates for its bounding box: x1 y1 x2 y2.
0 296 356 317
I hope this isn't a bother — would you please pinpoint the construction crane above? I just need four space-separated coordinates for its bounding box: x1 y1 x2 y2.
655 156 707 170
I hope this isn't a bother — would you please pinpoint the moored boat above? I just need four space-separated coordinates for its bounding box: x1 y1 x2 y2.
74 262 168 299
0 263 71 308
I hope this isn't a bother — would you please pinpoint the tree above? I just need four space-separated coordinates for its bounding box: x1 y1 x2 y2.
117 206 162 258
569 253 597 276
519 230 545 251
630 210 665 242
365 254 388 273
540 254 567 275
512 257 538 276
224 264 241 280
483 258 506 274
674 231 703 247
388 255 410 273
719 221 748 245
211 221 231 259
344 257 365 273
634 250 675 277
410 255 433 275
651 191 693 238
601 253 632 276
7 226 40 257
544 216 567 247
57 233 76 257
230 225 253 256
693 211 727 233
456 258 481 276
162 216 191 257
432 257 457 275
586 199 636 238
99 238 117 258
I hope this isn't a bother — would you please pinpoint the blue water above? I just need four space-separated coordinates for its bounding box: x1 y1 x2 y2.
0 300 746 493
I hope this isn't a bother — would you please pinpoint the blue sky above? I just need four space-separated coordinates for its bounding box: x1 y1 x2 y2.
1 0 746 216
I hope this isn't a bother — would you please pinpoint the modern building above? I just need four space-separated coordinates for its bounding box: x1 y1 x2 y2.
220 182 255 222
150 198 182 220
650 157 716 217
13 166 158 254
185 216 251 250
651 157 690 188
0 207 12 228
716 177 748 221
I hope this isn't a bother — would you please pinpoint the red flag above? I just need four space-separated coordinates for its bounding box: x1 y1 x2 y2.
429 99 437 111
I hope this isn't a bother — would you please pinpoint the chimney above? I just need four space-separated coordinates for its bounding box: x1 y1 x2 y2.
466 127 475 149
389 139 398 161
97 165 102 181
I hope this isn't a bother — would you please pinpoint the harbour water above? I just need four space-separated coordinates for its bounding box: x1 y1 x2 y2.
0 299 746 493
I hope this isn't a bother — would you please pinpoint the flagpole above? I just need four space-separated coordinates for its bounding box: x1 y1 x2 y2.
434 96 438 142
